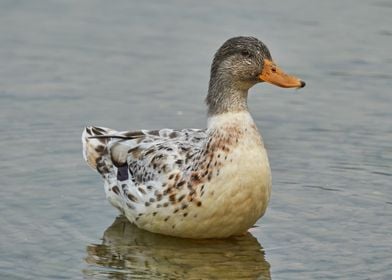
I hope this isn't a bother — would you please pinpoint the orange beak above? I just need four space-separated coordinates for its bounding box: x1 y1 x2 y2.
259 59 305 88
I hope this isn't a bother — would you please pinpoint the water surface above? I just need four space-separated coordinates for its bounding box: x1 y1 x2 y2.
0 0 391 279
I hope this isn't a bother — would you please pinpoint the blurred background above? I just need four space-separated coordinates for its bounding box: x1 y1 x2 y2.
0 0 391 279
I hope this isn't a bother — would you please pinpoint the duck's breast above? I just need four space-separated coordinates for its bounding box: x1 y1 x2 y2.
194 114 271 237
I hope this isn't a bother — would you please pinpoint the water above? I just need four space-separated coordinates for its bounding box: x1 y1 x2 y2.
0 0 391 279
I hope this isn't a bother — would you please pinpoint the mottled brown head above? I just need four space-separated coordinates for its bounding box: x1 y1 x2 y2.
206 36 305 115
210 37 271 86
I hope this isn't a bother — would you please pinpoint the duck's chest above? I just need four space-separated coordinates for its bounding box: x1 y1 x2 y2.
168 113 271 237
195 113 271 214
204 119 271 203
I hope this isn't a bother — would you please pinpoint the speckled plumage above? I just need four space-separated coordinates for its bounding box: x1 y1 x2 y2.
82 36 304 238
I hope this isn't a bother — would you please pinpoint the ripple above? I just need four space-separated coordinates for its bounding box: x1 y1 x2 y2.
371 171 392 177
302 185 341 192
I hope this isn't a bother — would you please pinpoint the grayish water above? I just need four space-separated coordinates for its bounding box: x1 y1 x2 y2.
1 0 391 279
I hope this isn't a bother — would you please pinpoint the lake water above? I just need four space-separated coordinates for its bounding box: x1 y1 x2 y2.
0 0 391 279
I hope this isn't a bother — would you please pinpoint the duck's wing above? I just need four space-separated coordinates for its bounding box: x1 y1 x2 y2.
82 126 207 215
82 125 207 171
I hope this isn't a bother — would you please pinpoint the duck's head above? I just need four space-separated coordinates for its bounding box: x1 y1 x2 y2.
206 36 305 115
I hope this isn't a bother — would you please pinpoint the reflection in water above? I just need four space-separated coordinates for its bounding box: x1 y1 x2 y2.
84 216 271 279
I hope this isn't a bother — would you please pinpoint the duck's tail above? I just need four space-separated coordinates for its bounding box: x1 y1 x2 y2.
82 126 116 170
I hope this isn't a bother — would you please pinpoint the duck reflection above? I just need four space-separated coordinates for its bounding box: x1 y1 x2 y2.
84 216 271 279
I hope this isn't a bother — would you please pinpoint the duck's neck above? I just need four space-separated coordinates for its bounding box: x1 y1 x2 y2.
207 110 255 131
206 74 250 116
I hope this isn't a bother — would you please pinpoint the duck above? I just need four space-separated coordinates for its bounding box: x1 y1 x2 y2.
82 36 305 239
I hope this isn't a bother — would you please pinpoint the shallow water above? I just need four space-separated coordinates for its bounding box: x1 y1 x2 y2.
0 0 391 279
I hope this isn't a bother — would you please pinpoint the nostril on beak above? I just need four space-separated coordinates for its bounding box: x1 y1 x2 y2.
300 80 306 88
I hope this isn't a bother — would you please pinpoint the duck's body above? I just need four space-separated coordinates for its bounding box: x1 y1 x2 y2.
84 111 271 238
82 36 304 238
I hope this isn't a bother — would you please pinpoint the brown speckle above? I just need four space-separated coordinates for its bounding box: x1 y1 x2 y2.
191 173 200 182
168 174 174 180
163 165 169 172
169 194 176 203
138 187 146 195
197 201 202 207
127 193 138 202
163 202 169 207
167 187 174 194
183 213 188 217
153 212 157 216
144 148 155 156
145 202 150 207
178 194 186 202
164 216 170 222
177 180 186 187
112 186 120 195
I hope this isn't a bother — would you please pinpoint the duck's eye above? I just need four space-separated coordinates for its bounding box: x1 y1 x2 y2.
240 50 252 58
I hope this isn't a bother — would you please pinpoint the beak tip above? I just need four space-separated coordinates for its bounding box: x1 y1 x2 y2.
300 80 306 88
